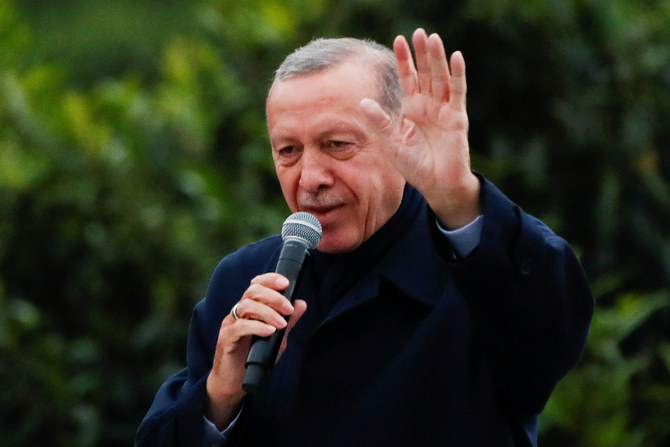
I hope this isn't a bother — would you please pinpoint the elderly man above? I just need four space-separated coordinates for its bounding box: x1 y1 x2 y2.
136 29 593 447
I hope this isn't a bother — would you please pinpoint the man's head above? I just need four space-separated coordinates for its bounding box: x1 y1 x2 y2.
267 38 406 253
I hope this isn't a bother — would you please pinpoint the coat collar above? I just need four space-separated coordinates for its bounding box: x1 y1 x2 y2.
318 187 451 324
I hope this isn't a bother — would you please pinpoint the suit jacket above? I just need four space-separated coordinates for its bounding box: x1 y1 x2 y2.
136 178 594 447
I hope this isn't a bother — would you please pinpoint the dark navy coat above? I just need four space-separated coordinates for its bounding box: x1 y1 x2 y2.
136 178 593 447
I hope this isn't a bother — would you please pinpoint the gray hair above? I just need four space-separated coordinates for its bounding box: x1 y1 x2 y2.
272 37 401 120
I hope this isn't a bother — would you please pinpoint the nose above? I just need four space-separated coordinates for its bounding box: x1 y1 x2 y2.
298 147 334 193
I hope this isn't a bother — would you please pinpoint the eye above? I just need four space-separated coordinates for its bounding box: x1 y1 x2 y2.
326 140 356 159
329 140 350 149
273 144 302 165
279 145 296 156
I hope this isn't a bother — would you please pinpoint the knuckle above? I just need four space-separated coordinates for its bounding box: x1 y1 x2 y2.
244 283 263 298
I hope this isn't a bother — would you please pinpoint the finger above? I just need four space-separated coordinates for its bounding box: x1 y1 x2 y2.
250 272 290 291
279 299 307 357
359 98 400 164
229 317 278 338
427 33 451 102
286 299 307 331
448 51 467 112
393 35 418 96
245 274 294 315
233 297 290 329
219 315 277 346
360 98 394 135
243 282 294 312
412 28 431 94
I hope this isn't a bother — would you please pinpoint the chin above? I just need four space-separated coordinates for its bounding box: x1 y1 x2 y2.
316 234 362 254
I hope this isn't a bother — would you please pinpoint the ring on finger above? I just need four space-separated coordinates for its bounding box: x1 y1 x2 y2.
231 302 241 321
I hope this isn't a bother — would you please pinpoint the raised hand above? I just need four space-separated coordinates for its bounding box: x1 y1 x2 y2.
362 28 480 229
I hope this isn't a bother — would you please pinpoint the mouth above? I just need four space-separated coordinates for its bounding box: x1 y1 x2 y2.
300 204 344 223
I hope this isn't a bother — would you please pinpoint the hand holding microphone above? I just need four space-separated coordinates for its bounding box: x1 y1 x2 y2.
206 212 321 427
243 212 322 394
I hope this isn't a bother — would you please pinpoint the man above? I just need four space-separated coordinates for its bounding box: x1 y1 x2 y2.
136 29 593 446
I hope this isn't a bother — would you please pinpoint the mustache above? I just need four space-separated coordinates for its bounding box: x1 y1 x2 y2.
297 191 345 209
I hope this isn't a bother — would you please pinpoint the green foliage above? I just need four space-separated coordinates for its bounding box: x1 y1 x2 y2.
0 1 285 444
541 288 670 446
1 0 669 445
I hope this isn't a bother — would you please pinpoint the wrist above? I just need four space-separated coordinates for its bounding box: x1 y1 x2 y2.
428 173 481 230
206 373 245 429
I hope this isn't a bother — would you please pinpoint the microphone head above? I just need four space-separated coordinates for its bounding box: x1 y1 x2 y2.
282 212 322 249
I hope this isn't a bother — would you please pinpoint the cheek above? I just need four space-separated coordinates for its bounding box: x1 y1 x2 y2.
276 167 300 212
366 167 406 222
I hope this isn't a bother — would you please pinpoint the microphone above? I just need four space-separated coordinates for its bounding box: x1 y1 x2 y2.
242 211 322 395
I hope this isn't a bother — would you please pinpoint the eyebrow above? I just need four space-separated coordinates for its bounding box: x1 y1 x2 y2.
317 119 367 139
271 119 366 145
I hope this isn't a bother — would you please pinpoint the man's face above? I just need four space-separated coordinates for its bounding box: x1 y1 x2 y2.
267 60 406 253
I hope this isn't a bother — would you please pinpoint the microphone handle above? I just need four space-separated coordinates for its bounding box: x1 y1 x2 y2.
242 240 308 394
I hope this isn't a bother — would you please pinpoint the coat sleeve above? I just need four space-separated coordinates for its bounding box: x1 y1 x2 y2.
134 298 213 447
135 239 281 447
451 176 594 416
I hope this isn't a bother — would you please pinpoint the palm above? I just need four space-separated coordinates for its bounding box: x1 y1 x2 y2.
396 91 470 194
392 30 471 196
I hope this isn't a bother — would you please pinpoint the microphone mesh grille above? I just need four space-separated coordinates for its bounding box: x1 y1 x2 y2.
281 212 322 249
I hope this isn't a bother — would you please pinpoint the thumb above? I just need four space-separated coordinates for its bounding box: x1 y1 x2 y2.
278 299 307 360
360 98 395 138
